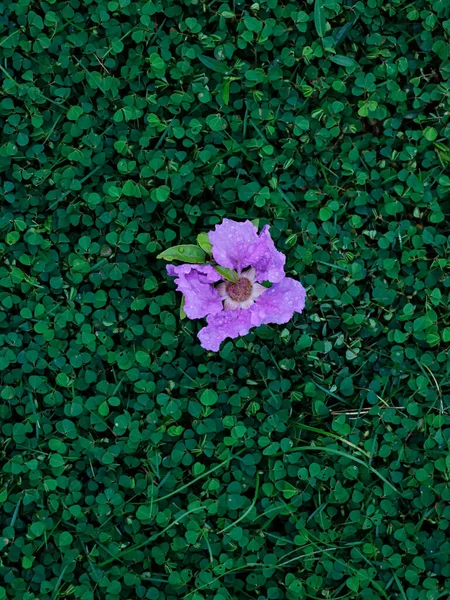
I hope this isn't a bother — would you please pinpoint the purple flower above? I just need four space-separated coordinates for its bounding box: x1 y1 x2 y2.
167 219 306 352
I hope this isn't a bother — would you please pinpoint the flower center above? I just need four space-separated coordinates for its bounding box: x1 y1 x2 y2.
225 278 253 302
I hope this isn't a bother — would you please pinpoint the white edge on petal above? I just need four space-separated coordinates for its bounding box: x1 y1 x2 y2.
224 298 240 310
251 283 266 299
242 267 256 282
216 282 228 297
239 298 255 309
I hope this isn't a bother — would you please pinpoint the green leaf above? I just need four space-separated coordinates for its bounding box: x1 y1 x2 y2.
213 265 238 282
314 0 326 38
206 114 226 132
6 231 20 245
198 55 230 74
152 185 170 202
56 373 70 387
238 181 260 201
135 350 151 367
200 389 218 406
222 79 231 105
197 232 213 253
334 18 358 47
29 522 45 537
136 505 153 521
319 206 332 221
98 401 109 417
67 106 83 121
180 295 187 320
114 140 128 154
157 245 206 263
58 532 73 547
149 52 165 70
330 54 356 67
346 577 360 593
423 127 437 141
143 276 158 292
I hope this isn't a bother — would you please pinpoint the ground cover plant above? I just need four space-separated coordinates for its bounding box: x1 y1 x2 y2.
1 0 450 598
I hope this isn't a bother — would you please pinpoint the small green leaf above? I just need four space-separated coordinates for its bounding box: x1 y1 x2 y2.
58 532 73 547
222 79 231 105
197 232 213 254
200 389 218 406
56 373 70 387
6 231 20 245
330 54 356 67
214 265 238 282
67 106 83 121
334 18 357 48
149 52 165 70
346 577 359 593
136 505 153 521
98 401 109 417
198 55 230 74
158 245 206 263
206 114 226 132
423 127 437 141
114 140 128 154
180 295 187 320
319 206 332 221
29 522 45 537
152 185 170 203
314 0 326 38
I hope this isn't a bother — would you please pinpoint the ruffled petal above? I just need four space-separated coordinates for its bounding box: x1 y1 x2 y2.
252 225 286 283
209 219 262 272
249 277 306 327
167 264 223 320
197 277 306 351
198 309 254 352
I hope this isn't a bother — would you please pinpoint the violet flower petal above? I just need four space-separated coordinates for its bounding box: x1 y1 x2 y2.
252 225 286 283
198 278 306 351
249 277 306 327
167 264 223 320
198 309 254 352
209 219 263 272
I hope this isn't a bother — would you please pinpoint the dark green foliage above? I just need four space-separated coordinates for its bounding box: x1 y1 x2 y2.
1 0 450 598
